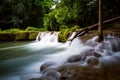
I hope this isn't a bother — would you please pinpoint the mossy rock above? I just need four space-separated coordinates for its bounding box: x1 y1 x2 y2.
58 25 79 42
15 32 29 41
0 31 39 41
58 29 71 42
29 31 39 40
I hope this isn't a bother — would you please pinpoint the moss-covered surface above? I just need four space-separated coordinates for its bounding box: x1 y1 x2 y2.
0 32 16 41
29 31 39 40
58 25 79 42
58 29 71 42
0 31 39 42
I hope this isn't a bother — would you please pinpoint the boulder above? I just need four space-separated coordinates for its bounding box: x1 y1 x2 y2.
43 69 61 79
80 49 94 60
93 52 102 57
40 69 61 80
85 56 100 66
66 55 82 63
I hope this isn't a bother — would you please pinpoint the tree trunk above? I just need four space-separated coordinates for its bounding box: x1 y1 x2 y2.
98 0 103 42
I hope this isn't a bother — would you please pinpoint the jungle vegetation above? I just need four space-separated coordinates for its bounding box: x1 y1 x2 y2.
0 0 120 41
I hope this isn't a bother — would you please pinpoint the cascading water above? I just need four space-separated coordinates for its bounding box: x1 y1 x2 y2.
36 32 59 42
0 32 120 80
31 32 120 80
65 32 77 46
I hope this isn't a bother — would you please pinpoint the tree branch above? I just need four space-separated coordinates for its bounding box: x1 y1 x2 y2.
68 16 120 42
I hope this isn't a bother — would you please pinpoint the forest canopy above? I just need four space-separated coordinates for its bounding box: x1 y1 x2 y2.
0 0 120 30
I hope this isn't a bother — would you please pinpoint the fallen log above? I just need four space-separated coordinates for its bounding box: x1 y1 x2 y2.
68 16 120 41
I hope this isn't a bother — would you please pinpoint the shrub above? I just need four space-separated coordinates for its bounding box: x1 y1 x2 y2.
25 26 46 31
3 28 22 34
43 10 59 31
25 27 38 31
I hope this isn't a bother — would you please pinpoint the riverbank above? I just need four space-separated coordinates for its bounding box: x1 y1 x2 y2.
1 30 120 42
0 31 39 42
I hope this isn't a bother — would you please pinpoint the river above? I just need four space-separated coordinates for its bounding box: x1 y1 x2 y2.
0 32 120 80
0 34 66 80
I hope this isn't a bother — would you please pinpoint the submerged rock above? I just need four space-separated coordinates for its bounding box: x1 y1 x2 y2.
40 61 56 72
66 49 94 63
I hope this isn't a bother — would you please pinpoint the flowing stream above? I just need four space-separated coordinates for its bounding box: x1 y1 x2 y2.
0 32 65 80
0 32 120 80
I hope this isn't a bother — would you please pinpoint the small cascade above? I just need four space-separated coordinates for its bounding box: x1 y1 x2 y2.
85 34 120 53
36 32 59 42
65 32 77 46
104 34 120 52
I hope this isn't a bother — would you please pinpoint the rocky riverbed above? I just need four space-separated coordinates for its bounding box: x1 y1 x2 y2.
30 31 120 80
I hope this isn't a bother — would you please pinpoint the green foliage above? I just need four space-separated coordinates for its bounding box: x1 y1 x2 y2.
25 27 46 31
44 10 59 31
43 0 94 30
44 0 120 30
29 32 39 40
43 5 79 31
55 6 78 25
0 0 120 31
3 28 23 34
25 27 44 31
25 27 37 31
58 25 79 42
0 0 57 30
60 24 79 30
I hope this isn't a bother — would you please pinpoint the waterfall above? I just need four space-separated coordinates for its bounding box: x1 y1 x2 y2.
35 32 120 65
65 32 77 46
31 33 120 80
36 32 59 42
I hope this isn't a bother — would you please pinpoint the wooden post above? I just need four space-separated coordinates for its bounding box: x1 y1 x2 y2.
98 0 103 42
